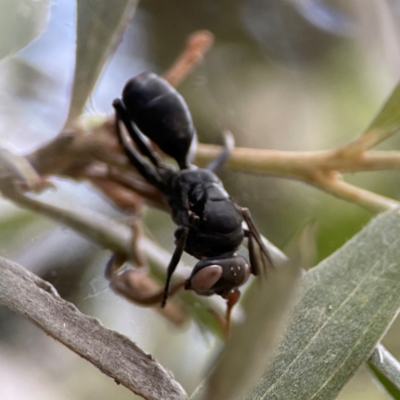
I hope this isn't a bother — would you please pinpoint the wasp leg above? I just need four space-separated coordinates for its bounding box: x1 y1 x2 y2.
114 105 168 192
161 227 189 308
223 288 241 337
206 130 235 172
241 207 274 273
105 253 126 280
244 230 262 276
129 219 148 268
113 99 164 168
106 254 185 305
105 254 187 325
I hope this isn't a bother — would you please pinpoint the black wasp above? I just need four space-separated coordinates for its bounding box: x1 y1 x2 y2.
112 72 273 323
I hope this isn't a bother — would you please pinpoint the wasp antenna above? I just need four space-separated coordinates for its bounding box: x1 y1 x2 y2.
206 130 235 172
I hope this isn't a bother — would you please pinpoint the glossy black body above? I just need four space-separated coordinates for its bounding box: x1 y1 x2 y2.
113 72 271 306
122 72 195 169
168 169 245 259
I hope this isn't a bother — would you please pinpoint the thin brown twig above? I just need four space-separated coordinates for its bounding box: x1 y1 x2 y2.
195 144 400 213
163 30 214 87
326 151 400 172
313 175 399 213
21 127 400 215
195 145 400 175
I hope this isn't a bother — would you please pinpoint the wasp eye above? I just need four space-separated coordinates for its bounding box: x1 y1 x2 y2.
189 264 223 294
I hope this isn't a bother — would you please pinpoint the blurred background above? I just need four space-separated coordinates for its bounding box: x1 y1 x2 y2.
1 0 400 398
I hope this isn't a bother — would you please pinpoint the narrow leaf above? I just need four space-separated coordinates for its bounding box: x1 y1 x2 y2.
369 364 400 400
367 82 400 134
0 0 49 60
368 344 400 399
199 260 300 400
66 0 138 126
247 208 400 400
359 81 400 148
0 256 188 400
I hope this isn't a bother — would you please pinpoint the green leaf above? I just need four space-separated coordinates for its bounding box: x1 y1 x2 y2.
368 345 400 399
66 0 138 126
363 82 400 143
0 0 49 60
369 363 400 400
246 208 400 400
195 260 300 400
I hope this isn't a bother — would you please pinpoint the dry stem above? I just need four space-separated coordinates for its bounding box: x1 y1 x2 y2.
195 143 400 213
163 30 214 86
0 256 188 400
